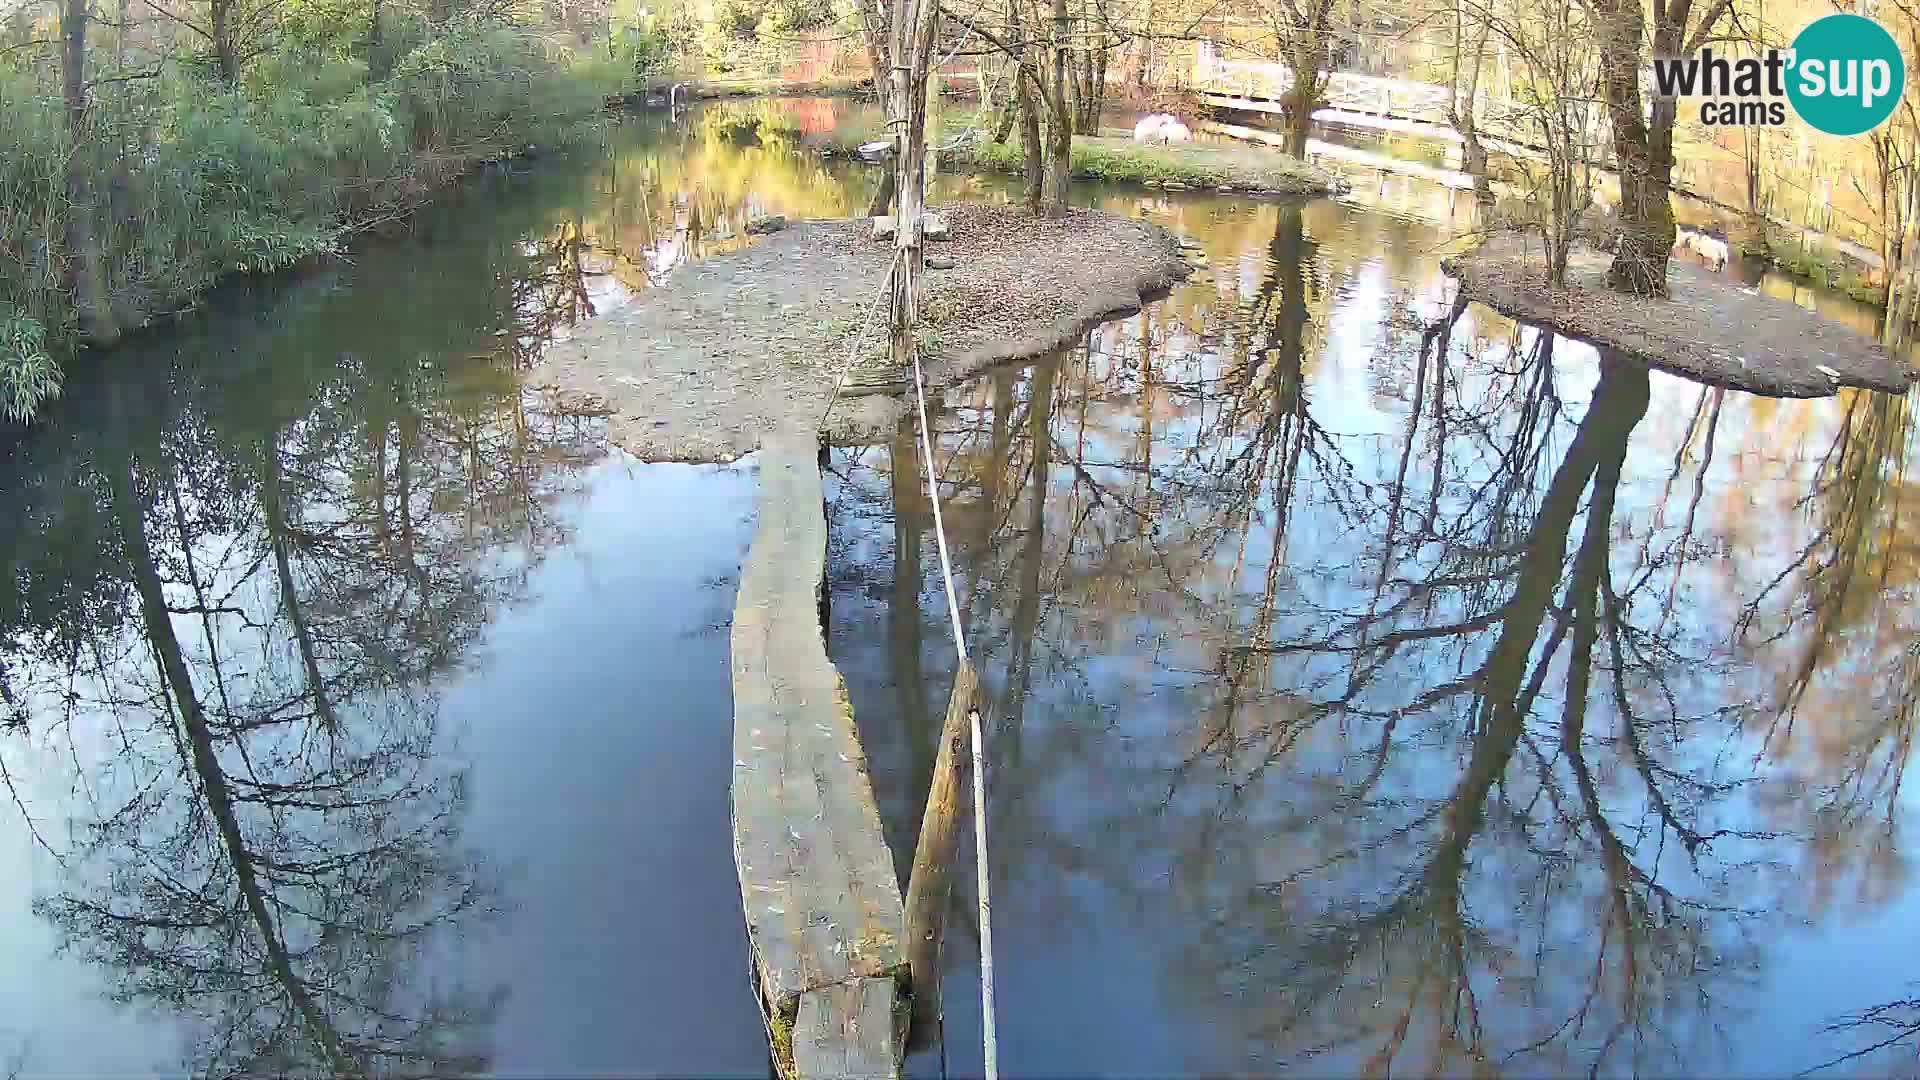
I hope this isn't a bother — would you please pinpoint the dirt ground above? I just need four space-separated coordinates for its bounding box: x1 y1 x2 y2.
528 203 1188 462
1443 242 1916 398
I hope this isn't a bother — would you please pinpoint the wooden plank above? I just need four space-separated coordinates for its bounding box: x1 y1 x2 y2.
793 978 904 1079
731 430 906 1078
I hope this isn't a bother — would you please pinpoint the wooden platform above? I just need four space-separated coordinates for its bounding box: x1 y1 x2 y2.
731 430 907 1079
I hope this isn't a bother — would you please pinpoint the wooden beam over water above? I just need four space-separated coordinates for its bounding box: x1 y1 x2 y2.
731 430 907 1079
903 659 978 1037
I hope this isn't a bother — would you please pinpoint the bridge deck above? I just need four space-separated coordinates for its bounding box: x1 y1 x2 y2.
730 430 906 1079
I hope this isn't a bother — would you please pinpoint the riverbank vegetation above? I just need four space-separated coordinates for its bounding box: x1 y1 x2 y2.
811 113 1335 195
966 134 1336 193
0 0 665 422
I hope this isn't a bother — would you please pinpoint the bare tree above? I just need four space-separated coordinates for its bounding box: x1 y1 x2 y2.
1584 0 1739 295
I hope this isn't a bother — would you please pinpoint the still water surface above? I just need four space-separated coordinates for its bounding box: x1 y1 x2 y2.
0 98 1914 1077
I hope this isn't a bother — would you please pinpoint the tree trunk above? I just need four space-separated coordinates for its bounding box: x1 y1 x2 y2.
62 0 118 348
369 0 388 80
1093 40 1109 128
868 165 897 219
992 95 1017 143
1130 19 1149 87
1284 56 1316 157
885 0 940 379
1002 0 1044 210
1448 0 1495 206
855 0 891 92
1046 0 1072 215
114 0 129 72
1017 69 1044 212
1594 0 1675 296
212 0 238 82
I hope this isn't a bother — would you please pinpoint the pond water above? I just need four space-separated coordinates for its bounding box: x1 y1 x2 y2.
0 97 1914 1077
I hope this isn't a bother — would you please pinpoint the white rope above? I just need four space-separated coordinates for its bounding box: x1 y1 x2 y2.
906 327 998 1080
908 348 966 663
816 251 903 432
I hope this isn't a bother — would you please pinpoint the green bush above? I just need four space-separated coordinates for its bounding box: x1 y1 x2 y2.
0 70 72 422
0 304 57 423
0 19 633 424
611 25 676 80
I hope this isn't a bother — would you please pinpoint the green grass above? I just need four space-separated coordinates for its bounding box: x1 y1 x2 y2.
1767 238 1886 307
816 126 1340 195
962 135 1337 195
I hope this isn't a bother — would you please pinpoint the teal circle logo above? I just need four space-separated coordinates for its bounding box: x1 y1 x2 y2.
1787 14 1905 135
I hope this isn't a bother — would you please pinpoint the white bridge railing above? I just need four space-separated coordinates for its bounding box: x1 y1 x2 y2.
1193 45 1455 122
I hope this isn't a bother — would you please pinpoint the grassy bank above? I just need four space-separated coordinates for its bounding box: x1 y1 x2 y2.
967 135 1339 195
812 119 1339 196
0 20 644 423
1765 239 1887 307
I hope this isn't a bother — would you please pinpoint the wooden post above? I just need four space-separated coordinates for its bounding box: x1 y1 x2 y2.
903 660 979 1037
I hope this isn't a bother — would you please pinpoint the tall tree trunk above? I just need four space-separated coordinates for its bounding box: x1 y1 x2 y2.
1004 0 1044 211
114 0 129 72
62 0 118 347
1092 39 1109 129
369 0 389 80
1447 0 1495 206
868 166 897 219
885 0 940 379
1284 50 1317 158
1594 0 1675 296
1017 69 1044 212
1046 0 1073 214
855 0 891 92
992 94 1017 143
211 0 238 82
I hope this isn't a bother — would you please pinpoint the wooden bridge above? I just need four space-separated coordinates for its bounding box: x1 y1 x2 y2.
731 431 907 1079
1191 46 1611 162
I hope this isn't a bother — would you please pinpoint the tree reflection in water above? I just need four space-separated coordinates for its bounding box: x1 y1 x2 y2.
834 198 1920 1076
0 201 609 1074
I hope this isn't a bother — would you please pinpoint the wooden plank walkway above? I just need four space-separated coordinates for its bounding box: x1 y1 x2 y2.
731 430 907 1079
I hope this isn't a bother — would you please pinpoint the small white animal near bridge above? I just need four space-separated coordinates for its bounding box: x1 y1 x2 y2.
1133 114 1193 144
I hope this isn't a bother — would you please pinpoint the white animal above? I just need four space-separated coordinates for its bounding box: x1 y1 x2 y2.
1133 113 1193 144
1674 230 1729 271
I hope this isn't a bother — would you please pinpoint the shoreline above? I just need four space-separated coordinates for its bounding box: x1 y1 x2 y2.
1444 241 1915 397
811 126 1344 198
528 203 1189 462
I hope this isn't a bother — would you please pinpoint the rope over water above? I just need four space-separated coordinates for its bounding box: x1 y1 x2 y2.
907 316 998 1080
